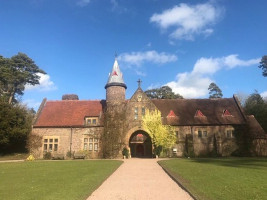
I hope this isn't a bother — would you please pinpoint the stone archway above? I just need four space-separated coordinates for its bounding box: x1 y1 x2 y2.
129 130 152 158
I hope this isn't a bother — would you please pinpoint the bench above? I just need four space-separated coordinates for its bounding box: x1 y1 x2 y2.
73 153 85 159
52 153 65 160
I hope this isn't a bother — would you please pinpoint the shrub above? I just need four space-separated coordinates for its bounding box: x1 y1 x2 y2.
43 152 52 160
122 147 129 158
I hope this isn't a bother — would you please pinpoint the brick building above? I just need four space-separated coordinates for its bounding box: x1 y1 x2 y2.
32 59 267 158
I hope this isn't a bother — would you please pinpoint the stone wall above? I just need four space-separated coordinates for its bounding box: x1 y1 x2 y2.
32 127 103 158
106 86 125 103
172 125 239 157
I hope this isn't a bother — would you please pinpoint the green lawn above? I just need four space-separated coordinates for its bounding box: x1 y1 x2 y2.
0 160 122 200
159 158 267 200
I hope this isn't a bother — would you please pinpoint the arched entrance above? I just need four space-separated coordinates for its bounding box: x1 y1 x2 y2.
129 130 152 158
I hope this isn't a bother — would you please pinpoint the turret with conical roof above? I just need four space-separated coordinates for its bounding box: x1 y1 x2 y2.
105 59 127 104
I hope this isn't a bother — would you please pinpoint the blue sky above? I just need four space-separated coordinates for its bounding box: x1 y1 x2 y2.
0 0 266 109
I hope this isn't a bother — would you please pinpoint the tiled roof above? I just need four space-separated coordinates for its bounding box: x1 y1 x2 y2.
152 97 247 125
34 100 106 127
247 115 267 139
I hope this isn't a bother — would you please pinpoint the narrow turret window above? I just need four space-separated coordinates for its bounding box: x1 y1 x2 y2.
134 107 138 120
142 107 145 116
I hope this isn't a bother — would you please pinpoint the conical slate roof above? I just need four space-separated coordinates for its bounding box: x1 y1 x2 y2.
105 59 127 89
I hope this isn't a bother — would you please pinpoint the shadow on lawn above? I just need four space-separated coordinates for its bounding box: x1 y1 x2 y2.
188 157 267 169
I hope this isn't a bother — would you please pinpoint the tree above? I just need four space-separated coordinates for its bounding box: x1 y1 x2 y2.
145 86 183 99
0 102 34 154
258 55 267 77
244 91 267 132
142 110 176 156
208 82 223 98
0 53 46 104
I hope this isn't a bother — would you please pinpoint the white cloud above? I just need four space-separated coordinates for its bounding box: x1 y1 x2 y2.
223 54 260 68
192 55 260 75
118 50 177 67
165 55 260 98
150 2 222 40
261 91 267 98
167 73 213 98
77 0 91 7
110 0 127 13
23 99 41 110
25 73 57 92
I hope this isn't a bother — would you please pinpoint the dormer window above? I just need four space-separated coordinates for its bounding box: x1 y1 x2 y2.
223 109 232 117
85 117 98 126
195 109 205 117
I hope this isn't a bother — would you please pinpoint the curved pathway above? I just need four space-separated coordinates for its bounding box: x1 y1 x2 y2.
87 158 193 200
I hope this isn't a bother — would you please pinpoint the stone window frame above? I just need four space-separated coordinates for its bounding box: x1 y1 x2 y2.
197 129 208 138
225 129 234 138
43 137 59 152
85 117 98 126
134 107 138 120
142 107 145 117
83 137 99 152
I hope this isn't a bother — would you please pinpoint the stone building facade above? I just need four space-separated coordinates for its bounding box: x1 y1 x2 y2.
32 59 267 158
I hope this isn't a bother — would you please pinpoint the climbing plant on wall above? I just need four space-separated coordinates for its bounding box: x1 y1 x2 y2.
142 110 176 156
102 105 126 158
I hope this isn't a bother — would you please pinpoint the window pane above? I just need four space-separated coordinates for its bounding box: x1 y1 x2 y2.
142 107 145 115
54 144 58 151
203 131 207 137
84 138 88 143
92 119 96 124
94 138 98 142
44 144 47 151
84 143 88 150
89 138 93 142
44 139 48 143
198 131 202 138
49 139 53 143
227 130 232 138
87 119 91 124
175 131 179 137
134 114 138 120
49 144 53 152
54 139 58 143
89 143 93 151
94 143 98 151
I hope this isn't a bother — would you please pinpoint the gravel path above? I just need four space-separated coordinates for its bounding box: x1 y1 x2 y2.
87 159 193 200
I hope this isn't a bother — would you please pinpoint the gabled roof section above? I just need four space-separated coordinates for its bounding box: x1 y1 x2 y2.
34 100 106 127
247 115 266 139
105 59 127 89
152 97 247 125
195 109 205 117
223 109 232 116
129 86 151 103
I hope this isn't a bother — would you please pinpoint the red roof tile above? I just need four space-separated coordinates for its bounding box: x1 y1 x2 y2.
152 97 247 125
34 100 106 127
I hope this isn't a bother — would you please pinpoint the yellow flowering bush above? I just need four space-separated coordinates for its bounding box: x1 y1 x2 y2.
26 154 35 161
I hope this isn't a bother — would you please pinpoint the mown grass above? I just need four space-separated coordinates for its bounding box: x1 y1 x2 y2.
159 158 267 200
0 160 122 200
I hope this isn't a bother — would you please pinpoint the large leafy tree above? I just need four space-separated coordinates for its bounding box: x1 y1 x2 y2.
208 82 223 98
0 102 34 153
244 91 267 132
145 86 183 99
0 53 46 104
258 55 267 77
142 110 176 156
